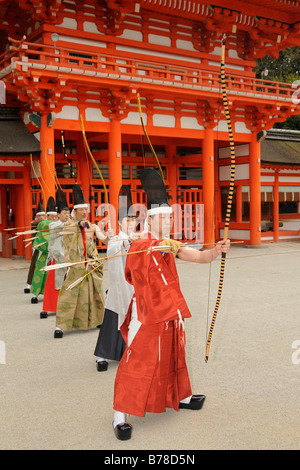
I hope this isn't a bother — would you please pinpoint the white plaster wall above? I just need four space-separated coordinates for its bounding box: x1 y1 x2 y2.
219 163 249 181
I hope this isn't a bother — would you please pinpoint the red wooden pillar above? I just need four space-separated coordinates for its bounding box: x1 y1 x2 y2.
108 118 122 230
249 134 261 245
0 186 7 228
236 185 242 223
77 134 92 218
23 164 33 260
40 113 55 201
166 144 177 204
1 186 10 257
15 185 24 256
273 170 279 242
166 143 181 238
202 128 215 245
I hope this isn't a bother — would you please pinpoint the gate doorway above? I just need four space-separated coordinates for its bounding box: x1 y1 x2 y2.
0 165 32 259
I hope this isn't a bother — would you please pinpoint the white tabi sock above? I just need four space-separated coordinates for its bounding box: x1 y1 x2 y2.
26 284 31 289
96 356 105 362
180 395 192 404
113 411 126 428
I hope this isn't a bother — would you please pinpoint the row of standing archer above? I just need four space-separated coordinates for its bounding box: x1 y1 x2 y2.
24 168 230 442
24 184 113 338
24 182 142 356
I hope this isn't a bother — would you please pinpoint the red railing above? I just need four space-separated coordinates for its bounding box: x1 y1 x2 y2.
0 37 294 101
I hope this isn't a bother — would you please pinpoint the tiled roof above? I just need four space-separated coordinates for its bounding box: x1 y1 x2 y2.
0 120 40 155
261 129 300 166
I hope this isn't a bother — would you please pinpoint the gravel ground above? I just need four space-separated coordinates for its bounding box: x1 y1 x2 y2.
0 242 299 451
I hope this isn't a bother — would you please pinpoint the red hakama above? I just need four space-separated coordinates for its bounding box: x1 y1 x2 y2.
42 259 59 313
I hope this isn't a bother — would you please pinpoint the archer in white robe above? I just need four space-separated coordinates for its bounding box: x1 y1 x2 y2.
94 230 134 362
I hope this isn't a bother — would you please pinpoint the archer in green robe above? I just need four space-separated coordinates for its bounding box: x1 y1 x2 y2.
30 219 51 298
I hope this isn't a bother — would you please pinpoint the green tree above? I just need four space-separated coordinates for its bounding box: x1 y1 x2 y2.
255 46 300 82
255 47 300 130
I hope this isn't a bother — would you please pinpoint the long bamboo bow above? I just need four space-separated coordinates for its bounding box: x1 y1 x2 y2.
205 34 236 362
30 153 46 204
137 93 165 182
80 114 111 229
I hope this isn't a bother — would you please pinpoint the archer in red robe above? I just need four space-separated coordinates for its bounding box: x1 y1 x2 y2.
113 234 193 417
112 168 230 441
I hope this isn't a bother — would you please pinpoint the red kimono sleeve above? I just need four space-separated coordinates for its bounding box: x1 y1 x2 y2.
125 237 191 325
